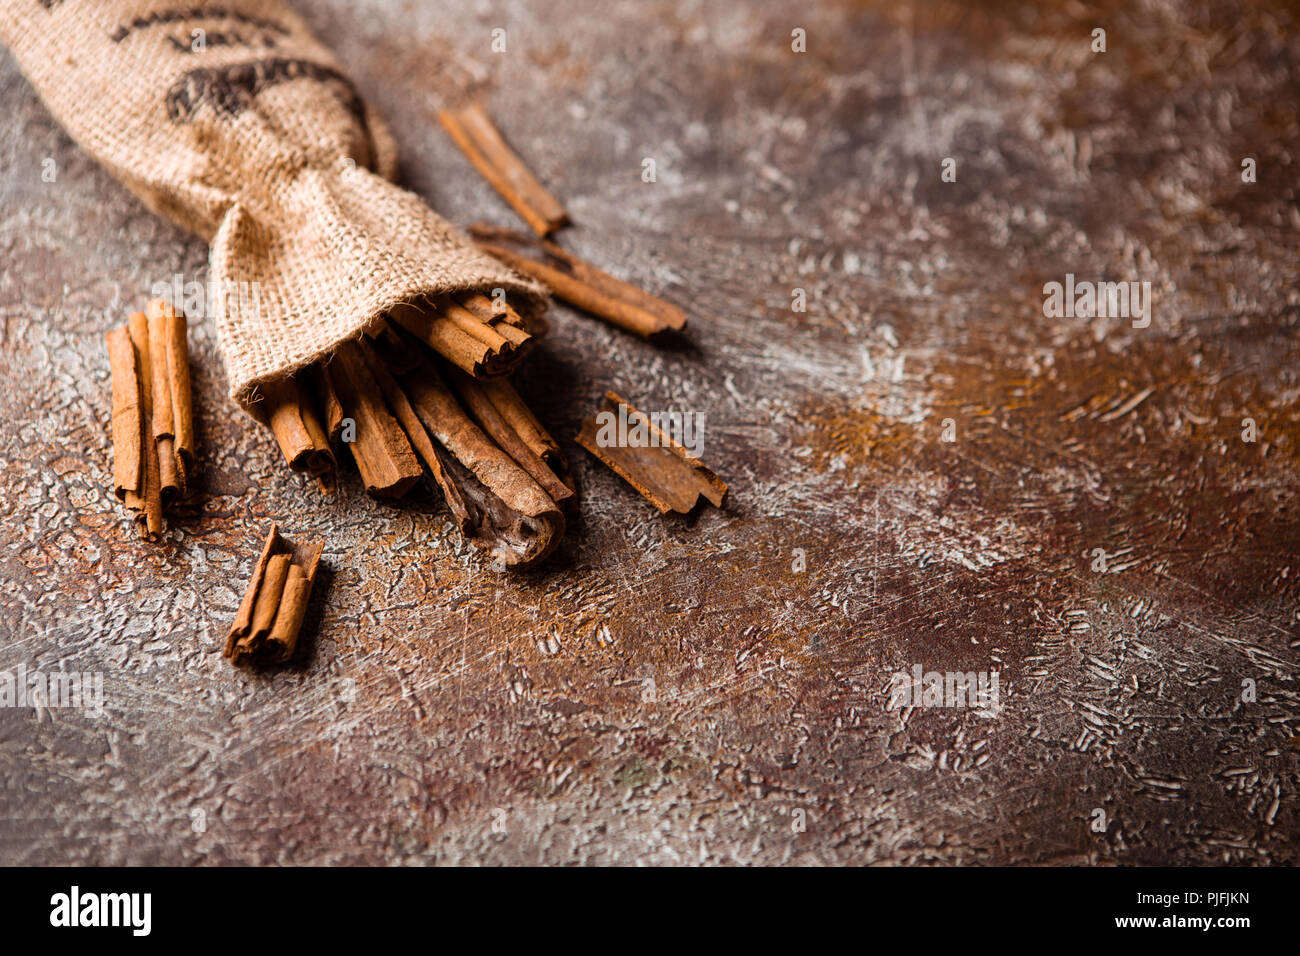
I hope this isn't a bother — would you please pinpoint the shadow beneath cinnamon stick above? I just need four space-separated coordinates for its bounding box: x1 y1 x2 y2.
646 326 702 358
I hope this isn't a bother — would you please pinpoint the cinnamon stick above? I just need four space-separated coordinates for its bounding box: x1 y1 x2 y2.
457 290 549 338
393 357 564 569
145 310 178 497
226 524 323 666
389 300 526 379
328 344 423 498
438 102 569 237
259 375 336 483
472 228 686 338
126 312 164 537
478 378 567 474
447 366 574 506
577 391 726 514
312 363 346 444
144 299 193 499
106 326 145 510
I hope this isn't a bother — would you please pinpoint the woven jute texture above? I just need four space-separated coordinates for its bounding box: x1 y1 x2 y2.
0 0 546 406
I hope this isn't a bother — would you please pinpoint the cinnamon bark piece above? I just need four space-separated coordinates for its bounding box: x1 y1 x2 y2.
126 312 165 537
145 309 178 497
328 344 423 498
478 378 567 474
577 391 726 514
259 375 336 483
226 524 324 666
393 358 564 569
446 366 574 507
312 363 346 444
106 326 144 509
471 227 685 338
438 102 569 237
144 299 193 499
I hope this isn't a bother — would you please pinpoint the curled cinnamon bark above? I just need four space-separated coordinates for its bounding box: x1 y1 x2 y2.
328 344 423 498
392 356 564 569
145 299 193 498
106 326 144 508
457 290 549 338
577 391 726 514
477 378 569 479
126 312 165 537
446 366 574 507
311 363 346 445
226 523 323 666
107 302 196 537
259 375 336 483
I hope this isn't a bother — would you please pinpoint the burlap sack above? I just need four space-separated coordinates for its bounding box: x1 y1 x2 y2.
0 0 545 406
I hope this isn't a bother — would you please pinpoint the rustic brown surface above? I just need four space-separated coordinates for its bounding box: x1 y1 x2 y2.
1 0 1297 865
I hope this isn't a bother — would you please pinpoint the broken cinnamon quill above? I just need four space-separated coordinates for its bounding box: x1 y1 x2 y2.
439 102 569 237
577 391 726 514
471 225 686 338
327 344 423 498
226 524 323 666
257 375 335 485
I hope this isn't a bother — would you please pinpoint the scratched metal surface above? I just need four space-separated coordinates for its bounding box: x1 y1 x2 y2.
1 0 1297 865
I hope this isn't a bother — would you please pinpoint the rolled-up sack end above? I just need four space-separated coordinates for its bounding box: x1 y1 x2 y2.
211 162 548 409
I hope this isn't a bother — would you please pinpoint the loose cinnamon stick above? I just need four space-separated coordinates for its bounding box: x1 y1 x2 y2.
226 524 323 666
145 310 178 497
145 298 194 496
577 391 726 514
127 312 164 537
328 345 423 498
438 102 569 237
472 230 686 338
106 326 144 508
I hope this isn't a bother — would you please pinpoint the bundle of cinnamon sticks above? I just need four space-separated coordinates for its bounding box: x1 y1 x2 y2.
245 102 721 567
106 299 194 537
254 293 573 569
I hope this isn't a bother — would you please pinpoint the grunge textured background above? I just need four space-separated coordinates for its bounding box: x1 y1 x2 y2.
1 0 1297 864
